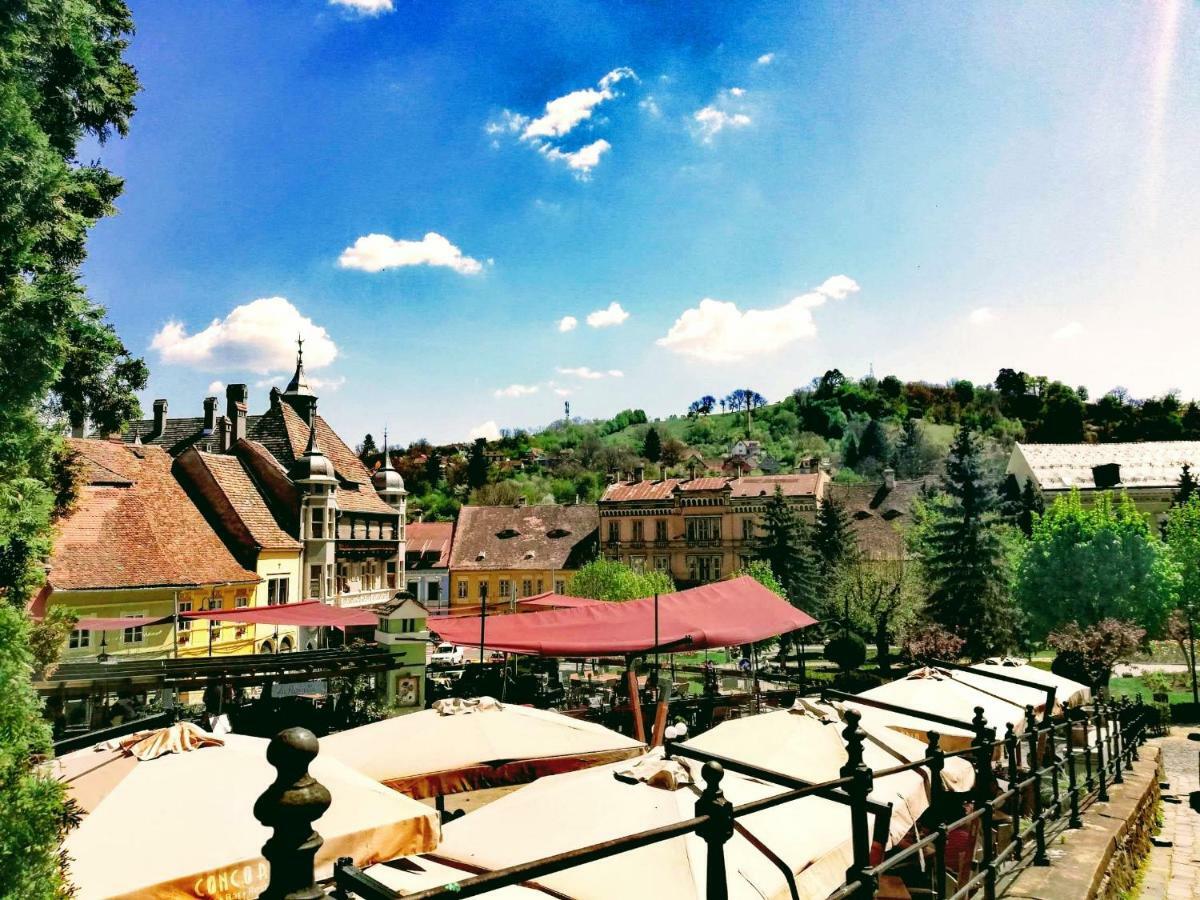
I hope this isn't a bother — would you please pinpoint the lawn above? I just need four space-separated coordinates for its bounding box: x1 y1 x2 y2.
1109 675 1197 705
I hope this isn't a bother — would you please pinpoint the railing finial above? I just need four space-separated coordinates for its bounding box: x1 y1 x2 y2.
696 761 734 900
254 726 332 900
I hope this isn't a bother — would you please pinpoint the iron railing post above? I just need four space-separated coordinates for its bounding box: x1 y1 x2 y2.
1080 708 1093 794
1093 700 1109 803
1024 706 1048 866
1108 698 1124 785
1005 724 1022 863
695 761 734 900
253 727 332 900
926 730 944 822
841 709 876 900
1044 709 1061 817
1065 711 1082 829
971 708 997 900
1120 697 1134 771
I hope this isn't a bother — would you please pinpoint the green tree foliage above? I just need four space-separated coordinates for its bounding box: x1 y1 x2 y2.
1 4 141 893
1016 478 1044 538
893 418 936 479
837 555 921 674
564 558 675 602
857 419 891 468
1167 497 1200 687
811 495 858 614
1176 465 1198 506
915 425 1018 657
754 486 822 616
358 433 378 461
1047 619 1145 689
842 434 859 469
1016 490 1178 641
467 437 489 489
642 426 661 463
424 449 442 487
823 632 867 672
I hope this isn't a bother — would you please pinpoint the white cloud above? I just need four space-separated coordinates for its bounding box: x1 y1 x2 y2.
586 301 630 328
1054 321 1085 340
494 384 540 399
756 53 775 66
656 276 860 362
692 88 752 143
728 87 746 97
330 0 393 14
556 366 622 380
468 420 502 442
206 381 224 395
254 373 345 392
557 315 578 332
639 96 662 118
968 307 997 326
553 387 572 397
538 139 611 178
338 232 483 274
521 68 635 140
152 297 338 375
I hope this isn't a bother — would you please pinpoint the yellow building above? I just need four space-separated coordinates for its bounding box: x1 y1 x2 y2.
598 473 828 587
447 504 598 611
43 439 262 662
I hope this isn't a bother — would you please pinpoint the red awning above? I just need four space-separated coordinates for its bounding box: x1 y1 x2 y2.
516 593 604 610
180 601 378 630
431 576 817 657
75 616 174 631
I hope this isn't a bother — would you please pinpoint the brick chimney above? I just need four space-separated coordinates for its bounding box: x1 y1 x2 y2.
688 460 698 481
226 383 248 447
152 399 168 438
203 396 218 433
883 467 896 491
634 465 645 482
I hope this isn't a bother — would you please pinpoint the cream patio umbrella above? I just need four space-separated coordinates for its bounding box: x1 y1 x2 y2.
681 701 976 848
972 658 1092 707
55 722 439 899
321 697 645 799
403 748 865 900
846 667 1028 752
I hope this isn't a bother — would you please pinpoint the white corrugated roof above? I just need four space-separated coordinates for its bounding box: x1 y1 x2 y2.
1014 441 1200 490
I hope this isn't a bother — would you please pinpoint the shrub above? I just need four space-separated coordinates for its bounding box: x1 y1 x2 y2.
1047 619 1145 689
901 624 965 662
824 633 867 672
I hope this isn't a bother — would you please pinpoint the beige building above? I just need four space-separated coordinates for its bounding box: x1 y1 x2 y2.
1006 441 1200 524
598 472 829 587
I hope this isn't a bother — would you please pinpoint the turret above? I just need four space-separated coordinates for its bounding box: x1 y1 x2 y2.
291 407 338 603
372 429 407 511
281 335 317 423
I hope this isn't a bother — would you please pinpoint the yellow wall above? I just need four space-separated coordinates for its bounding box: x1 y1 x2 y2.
449 569 575 611
53 587 179 661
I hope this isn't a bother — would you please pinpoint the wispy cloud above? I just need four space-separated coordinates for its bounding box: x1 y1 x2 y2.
1053 321 1085 341
968 307 996 326
207 381 224 395
756 53 775 66
494 383 540 398
330 0 393 15
338 232 483 274
692 88 752 143
657 276 859 362
152 297 337 375
586 301 630 328
556 366 624 380
557 315 578 332
469 420 502 442
538 139 611 176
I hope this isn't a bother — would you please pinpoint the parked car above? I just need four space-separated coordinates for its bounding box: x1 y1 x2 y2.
431 643 465 666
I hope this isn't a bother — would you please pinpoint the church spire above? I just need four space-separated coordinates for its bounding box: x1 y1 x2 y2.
281 334 318 422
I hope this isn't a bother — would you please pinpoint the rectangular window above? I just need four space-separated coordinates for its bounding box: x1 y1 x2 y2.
654 556 670 572
554 579 565 594
309 565 322 598
235 593 249 609
429 581 441 603
68 629 90 649
123 614 145 645
630 556 645 573
608 521 620 543
521 579 532 596
479 581 488 602
401 618 417 633
632 520 644 542
407 580 419 596
326 564 334 599
311 506 325 539
655 520 668 542
207 595 222 611
686 516 721 542
387 560 398 589
742 518 756 541
267 576 289 606
536 579 544 594
498 579 511 598
178 600 192 632
457 580 468 599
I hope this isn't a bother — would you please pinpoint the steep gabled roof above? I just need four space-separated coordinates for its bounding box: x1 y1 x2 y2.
406 521 453 568
449 505 598 571
50 440 260 591
827 479 929 559
177 449 301 555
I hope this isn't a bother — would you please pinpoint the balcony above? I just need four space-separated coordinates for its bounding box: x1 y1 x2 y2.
334 588 393 609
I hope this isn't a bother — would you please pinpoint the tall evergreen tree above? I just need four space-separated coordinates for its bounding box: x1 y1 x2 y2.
424 449 443 487
754 487 822 616
893 418 926 479
467 437 490 489
843 434 860 470
857 419 891 465
358 433 378 462
1017 478 1044 537
1176 464 1198 506
642 426 662 463
918 425 1017 657
812 495 858 577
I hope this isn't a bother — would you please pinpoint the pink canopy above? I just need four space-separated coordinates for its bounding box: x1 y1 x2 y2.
516 593 604 610
74 615 173 631
431 576 817 657
181 600 377 630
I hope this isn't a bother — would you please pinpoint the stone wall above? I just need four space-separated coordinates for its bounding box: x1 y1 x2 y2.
1007 745 1162 900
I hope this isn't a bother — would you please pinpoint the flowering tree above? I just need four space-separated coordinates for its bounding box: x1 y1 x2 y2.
1046 619 1145 690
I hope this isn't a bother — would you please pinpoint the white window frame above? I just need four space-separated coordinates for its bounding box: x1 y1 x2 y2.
69 628 90 649
122 612 146 645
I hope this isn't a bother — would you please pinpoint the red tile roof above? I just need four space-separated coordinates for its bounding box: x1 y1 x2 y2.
601 473 826 503
679 477 730 492
449 505 598 571
185 451 300 552
50 440 260 591
729 473 824 498
406 521 453 568
599 479 684 502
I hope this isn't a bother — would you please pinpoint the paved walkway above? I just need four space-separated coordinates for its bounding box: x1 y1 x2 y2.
1143 729 1200 898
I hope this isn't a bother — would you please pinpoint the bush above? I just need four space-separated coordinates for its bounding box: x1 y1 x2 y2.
824 633 867 672
901 624 965 662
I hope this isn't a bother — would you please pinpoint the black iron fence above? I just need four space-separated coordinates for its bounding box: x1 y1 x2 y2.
252 686 1151 900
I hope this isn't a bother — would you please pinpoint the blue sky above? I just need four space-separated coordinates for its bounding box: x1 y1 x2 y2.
83 1 1199 445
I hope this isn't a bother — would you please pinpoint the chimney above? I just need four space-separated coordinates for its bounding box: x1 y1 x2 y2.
634 465 645 482
883 467 896 491
152 399 168 437
70 421 86 438
688 461 698 481
203 396 218 432
606 472 617 485
226 383 248 446
659 464 666 481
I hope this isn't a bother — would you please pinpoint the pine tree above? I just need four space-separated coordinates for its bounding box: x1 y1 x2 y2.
843 435 860 470
358 433 378 462
424 450 442 487
918 425 1017 657
858 419 891 465
467 438 489 489
754 487 822 615
1176 464 1199 506
1017 478 1044 537
642 426 662 463
893 418 925 478
812 495 859 578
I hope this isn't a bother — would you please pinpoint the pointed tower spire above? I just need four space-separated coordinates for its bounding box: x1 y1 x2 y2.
282 333 318 421
373 425 406 508
290 402 335 484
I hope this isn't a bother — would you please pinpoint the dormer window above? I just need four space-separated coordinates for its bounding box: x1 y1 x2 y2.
546 527 570 539
476 550 487 561
496 527 520 539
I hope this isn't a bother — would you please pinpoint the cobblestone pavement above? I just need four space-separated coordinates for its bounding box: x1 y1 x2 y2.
1143 729 1200 898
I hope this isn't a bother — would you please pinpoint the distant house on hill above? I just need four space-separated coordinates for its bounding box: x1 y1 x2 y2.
827 470 929 560
1006 441 1200 523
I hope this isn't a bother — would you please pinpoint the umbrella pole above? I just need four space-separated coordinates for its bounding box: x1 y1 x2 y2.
626 657 646 743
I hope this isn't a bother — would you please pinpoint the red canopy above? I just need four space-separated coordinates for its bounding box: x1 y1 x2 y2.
180 601 377 630
431 576 816 657
75 615 173 631
516 593 604 610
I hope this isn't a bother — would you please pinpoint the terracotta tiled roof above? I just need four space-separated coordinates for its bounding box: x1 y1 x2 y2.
185 451 300 552
1012 441 1200 491
827 479 930 559
406 521 453 569
449 505 598 571
50 440 260 591
729 473 824 498
600 479 685 502
679 477 730 492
